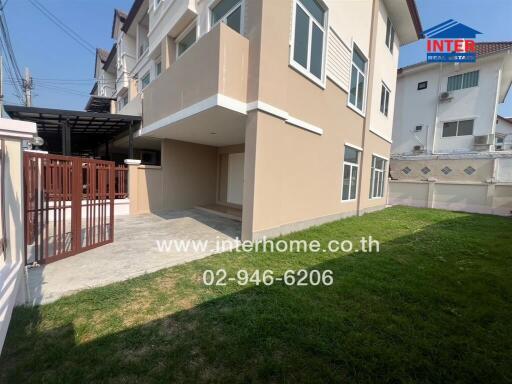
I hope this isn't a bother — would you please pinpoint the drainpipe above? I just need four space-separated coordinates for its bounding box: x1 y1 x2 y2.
431 63 443 155
356 0 379 215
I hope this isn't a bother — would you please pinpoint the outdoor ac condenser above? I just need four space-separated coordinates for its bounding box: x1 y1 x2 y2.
439 92 453 102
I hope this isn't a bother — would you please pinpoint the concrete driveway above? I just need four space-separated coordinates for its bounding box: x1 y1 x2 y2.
26 209 241 305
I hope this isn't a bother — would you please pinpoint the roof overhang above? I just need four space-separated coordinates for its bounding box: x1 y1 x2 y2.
85 95 115 113
103 44 117 72
383 0 422 45
122 0 145 34
4 105 141 154
499 50 512 102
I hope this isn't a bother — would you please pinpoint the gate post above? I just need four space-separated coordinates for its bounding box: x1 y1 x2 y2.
124 159 141 215
0 118 36 353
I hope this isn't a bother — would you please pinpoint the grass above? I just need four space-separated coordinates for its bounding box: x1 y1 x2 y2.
1 206 512 383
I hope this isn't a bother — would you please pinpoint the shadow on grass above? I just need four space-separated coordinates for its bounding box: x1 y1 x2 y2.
1 209 511 383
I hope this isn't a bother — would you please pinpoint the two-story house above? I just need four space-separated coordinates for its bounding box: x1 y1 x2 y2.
91 0 422 240
389 42 512 216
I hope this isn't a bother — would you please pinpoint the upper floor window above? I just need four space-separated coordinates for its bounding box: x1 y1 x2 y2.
447 70 479 91
385 18 395 53
349 46 367 113
140 71 151 90
211 0 242 34
177 23 197 57
154 0 162 9
370 156 387 199
442 119 474 137
155 59 162 76
380 83 390 117
291 0 327 83
342 145 360 201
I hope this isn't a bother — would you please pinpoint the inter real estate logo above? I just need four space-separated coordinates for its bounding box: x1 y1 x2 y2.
423 19 482 63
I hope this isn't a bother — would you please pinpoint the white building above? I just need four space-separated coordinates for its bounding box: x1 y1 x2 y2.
389 42 512 216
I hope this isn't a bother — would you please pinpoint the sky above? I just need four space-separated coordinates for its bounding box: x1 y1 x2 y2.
2 0 512 114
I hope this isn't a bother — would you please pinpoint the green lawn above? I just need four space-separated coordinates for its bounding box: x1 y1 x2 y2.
1 207 512 383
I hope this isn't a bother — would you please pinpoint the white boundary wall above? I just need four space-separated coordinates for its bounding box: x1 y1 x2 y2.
0 118 36 355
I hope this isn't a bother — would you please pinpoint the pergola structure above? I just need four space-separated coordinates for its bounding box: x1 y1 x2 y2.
4 105 141 160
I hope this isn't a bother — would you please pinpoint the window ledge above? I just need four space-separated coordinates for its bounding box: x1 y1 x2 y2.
289 61 326 90
346 101 366 118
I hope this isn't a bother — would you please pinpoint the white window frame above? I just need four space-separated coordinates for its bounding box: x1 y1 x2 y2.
209 0 245 35
176 21 198 59
380 82 390 117
385 17 395 54
341 145 360 202
155 58 162 77
347 42 368 116
289 0 328 89
369 155 387 199
140 71 151 90
441 119 475 138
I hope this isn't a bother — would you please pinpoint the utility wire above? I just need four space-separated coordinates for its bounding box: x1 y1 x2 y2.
27 0 95 54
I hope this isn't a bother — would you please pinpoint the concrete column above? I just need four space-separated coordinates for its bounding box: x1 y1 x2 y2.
427 178 436 208
125 159 141 215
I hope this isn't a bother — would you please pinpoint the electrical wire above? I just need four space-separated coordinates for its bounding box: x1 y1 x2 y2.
27 0 95 54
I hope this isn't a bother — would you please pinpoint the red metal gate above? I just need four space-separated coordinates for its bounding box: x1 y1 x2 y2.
24 152 116 264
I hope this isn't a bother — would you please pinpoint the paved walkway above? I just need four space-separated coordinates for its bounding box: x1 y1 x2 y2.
26 209 241 305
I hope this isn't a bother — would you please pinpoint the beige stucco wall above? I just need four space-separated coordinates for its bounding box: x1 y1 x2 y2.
240 0 392 239
143 23 249 127
129 139 217 214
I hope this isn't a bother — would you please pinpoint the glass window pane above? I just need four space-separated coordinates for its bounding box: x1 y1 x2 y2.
357 73 365 110
352 49 366 72
342 165 351 200
310 24 323 79
298 0 324 25
350 166 358 200
380 86 385 113
458 120 474 136
350 66 358 105
462 70 479 88
447 74 462 91
226 5 241 33
369 169 375 199
293 5 309 69
375 157 385 170
212 0 241 24
389 25 395 52
373 171 379 197
442 121 457 137
178 26 196 56
344 146 359 163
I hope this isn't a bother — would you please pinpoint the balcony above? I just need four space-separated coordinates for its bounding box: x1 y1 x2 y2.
140 23 249 146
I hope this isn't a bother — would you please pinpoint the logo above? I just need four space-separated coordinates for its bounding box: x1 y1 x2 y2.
423 19 482 63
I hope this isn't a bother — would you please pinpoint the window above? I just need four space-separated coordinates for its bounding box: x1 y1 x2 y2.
385 18 395 53
291 0 327 82
211 0 242 34
370 156 387 199
177 24 197 57
496 137 504 151
140 71 151 90
155 60 162 76
417 81 428 90
380 83 390 116
349 46 367 113
342 146 360 201
154 0 162 8
447 70 479 91
442 120 474 137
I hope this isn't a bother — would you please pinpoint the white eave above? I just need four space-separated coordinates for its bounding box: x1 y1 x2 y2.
383 0 422 46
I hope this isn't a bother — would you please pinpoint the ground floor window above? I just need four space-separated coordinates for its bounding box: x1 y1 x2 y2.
370 155 387 199
342 145 360 201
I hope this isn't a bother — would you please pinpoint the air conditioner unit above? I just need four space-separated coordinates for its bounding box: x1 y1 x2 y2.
439 92 453 102
413 145 425 153
474 134 494 146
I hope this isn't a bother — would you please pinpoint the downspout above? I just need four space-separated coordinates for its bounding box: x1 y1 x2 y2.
432 62 443 155
356 0 379 215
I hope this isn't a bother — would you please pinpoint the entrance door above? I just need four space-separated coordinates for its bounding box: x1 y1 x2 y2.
227 153 244 205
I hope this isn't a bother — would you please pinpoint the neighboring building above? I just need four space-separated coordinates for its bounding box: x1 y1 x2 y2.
85 0 422 240
86 48 117 112
390 42 512 216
